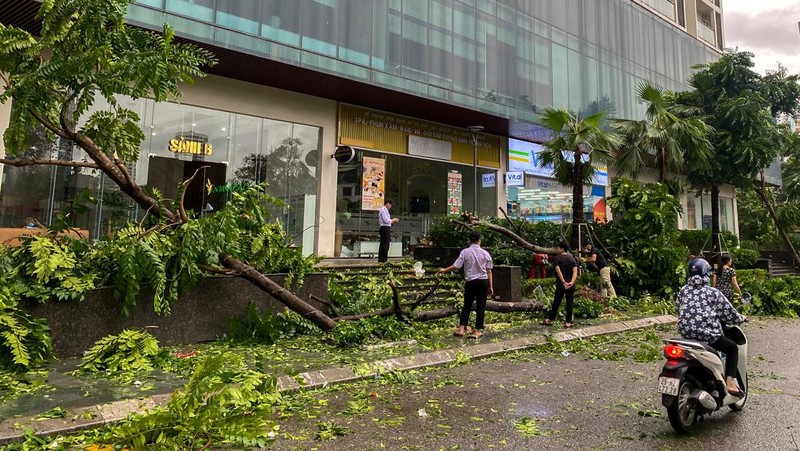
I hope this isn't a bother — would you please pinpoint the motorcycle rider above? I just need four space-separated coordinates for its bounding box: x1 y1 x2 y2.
676 258 747 396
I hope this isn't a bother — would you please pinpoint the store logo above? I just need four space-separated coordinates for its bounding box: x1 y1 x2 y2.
482 173 496 188
206 180 251 195
537 180 560 189
169 132 213 156
506 171 524 186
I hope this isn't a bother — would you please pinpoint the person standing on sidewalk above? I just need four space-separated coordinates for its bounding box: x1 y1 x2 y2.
542 241 578 328
582 243 616 298
440 231 493 339
378 199 399 263
712 254 742 303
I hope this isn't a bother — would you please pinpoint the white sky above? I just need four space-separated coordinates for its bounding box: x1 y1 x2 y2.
722 0 800 75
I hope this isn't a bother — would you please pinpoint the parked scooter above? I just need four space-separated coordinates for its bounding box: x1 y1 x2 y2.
658 324 748 433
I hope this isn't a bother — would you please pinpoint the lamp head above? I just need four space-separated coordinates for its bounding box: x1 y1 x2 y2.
467 125 484 136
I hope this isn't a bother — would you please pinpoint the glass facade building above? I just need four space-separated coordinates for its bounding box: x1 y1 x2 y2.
126 0 719 125
0 0 728 257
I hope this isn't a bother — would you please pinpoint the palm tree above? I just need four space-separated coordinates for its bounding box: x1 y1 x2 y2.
538 107 622 248
611 82 713 194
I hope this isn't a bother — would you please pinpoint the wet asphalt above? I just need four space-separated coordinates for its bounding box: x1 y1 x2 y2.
268 317 800 450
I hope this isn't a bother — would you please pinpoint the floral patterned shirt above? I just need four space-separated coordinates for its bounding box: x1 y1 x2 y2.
676 275 744 343
715 267 736 301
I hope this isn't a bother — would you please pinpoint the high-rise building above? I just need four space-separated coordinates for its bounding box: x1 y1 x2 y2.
0 0 736 257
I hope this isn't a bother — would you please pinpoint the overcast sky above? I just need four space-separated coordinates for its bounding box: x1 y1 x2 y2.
723 0 800 75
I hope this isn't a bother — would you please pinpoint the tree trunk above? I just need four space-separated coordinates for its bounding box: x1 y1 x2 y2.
219 253 337 331
710 184 722 274
571 157 585 250
455 215 559 255
755 173 800 268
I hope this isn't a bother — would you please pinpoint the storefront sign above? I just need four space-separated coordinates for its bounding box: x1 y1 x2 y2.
169 133 212 156
447 171 463 215
508 138 550 177
408 135 452 160
332 145 356 164
482 173 496 188
509 138 608 185
339 104 501 168
505 172 524 186
361 156 385 211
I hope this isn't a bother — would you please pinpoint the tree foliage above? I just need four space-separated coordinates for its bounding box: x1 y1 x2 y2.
676 50 800 265
537 107 622 247
600 178 687 297
611 82 713 193
0 0 216 164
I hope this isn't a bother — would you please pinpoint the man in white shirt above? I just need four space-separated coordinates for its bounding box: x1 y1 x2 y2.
378 199 399 262
439 231 494 339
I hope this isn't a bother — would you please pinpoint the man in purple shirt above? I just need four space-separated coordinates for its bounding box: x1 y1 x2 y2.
378 199 399 263
439 231 494 339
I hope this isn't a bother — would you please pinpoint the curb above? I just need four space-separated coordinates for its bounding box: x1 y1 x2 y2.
0 314 677 445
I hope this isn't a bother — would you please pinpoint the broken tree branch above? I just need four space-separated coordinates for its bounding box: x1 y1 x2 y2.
0 157 99 169
454 213 559 255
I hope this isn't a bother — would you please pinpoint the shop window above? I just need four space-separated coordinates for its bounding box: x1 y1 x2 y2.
335 150 496 258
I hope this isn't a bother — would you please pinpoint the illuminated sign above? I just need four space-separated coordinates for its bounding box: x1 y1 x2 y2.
332 145 356 163
508 138 607 186
506 172 524 186
169 132 213 156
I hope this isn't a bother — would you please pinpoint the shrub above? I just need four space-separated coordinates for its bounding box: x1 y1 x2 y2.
573 297 604 319
601 178 687 298
677 229 739 255
737 270 800 317
730 246 759 269
225 303 282 344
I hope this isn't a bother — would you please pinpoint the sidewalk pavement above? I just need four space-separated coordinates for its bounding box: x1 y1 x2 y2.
0 314 677 445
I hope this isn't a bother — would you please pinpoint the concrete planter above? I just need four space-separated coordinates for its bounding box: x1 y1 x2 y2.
21 273 329 358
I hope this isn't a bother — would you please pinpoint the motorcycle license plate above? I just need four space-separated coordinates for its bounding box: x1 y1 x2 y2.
658 377 680 396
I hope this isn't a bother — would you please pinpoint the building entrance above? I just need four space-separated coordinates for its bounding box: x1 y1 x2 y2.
146 157 228 217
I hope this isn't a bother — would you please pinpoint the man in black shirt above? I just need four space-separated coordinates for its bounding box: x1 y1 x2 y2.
541 241 578 328
582 243 617 298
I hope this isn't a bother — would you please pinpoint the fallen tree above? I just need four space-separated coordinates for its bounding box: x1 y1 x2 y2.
0 0 336 332
1 0 553 344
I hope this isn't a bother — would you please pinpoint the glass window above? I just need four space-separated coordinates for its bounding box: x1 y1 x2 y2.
335 151 496 258
301 0 338 56
262 0 300 46
215 0 261 34
338 0 373 65
164 0 214 22
685 195 700 230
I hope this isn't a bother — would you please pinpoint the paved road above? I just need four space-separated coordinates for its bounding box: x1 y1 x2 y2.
269 317 800 450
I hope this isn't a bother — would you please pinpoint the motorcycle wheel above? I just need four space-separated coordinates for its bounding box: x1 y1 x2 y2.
667 379 698 433
730 372 747 411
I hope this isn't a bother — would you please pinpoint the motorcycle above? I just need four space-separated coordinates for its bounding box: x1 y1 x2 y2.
658 324 748 433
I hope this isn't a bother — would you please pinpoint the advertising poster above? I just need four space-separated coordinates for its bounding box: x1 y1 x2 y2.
447 171 463 215
361 156 386 211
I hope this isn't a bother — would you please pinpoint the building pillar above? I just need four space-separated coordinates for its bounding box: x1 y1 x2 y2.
0 77 11 187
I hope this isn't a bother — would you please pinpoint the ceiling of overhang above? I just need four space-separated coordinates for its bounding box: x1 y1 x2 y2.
1 0 553 144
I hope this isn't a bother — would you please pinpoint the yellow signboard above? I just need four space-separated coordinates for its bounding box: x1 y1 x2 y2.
338 104 501 168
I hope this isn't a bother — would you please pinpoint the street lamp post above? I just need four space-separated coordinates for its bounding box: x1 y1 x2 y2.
467 125 484 214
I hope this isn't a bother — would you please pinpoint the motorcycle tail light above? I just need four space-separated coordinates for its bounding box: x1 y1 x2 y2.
664 345 684 360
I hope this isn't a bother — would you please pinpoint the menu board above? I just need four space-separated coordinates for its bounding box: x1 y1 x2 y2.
361 156 386 211
447 171 463 215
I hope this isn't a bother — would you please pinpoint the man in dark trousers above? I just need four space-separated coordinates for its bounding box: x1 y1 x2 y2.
582 243 616 298
541 241 578 328
439 231 493 339
377 198 399 263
